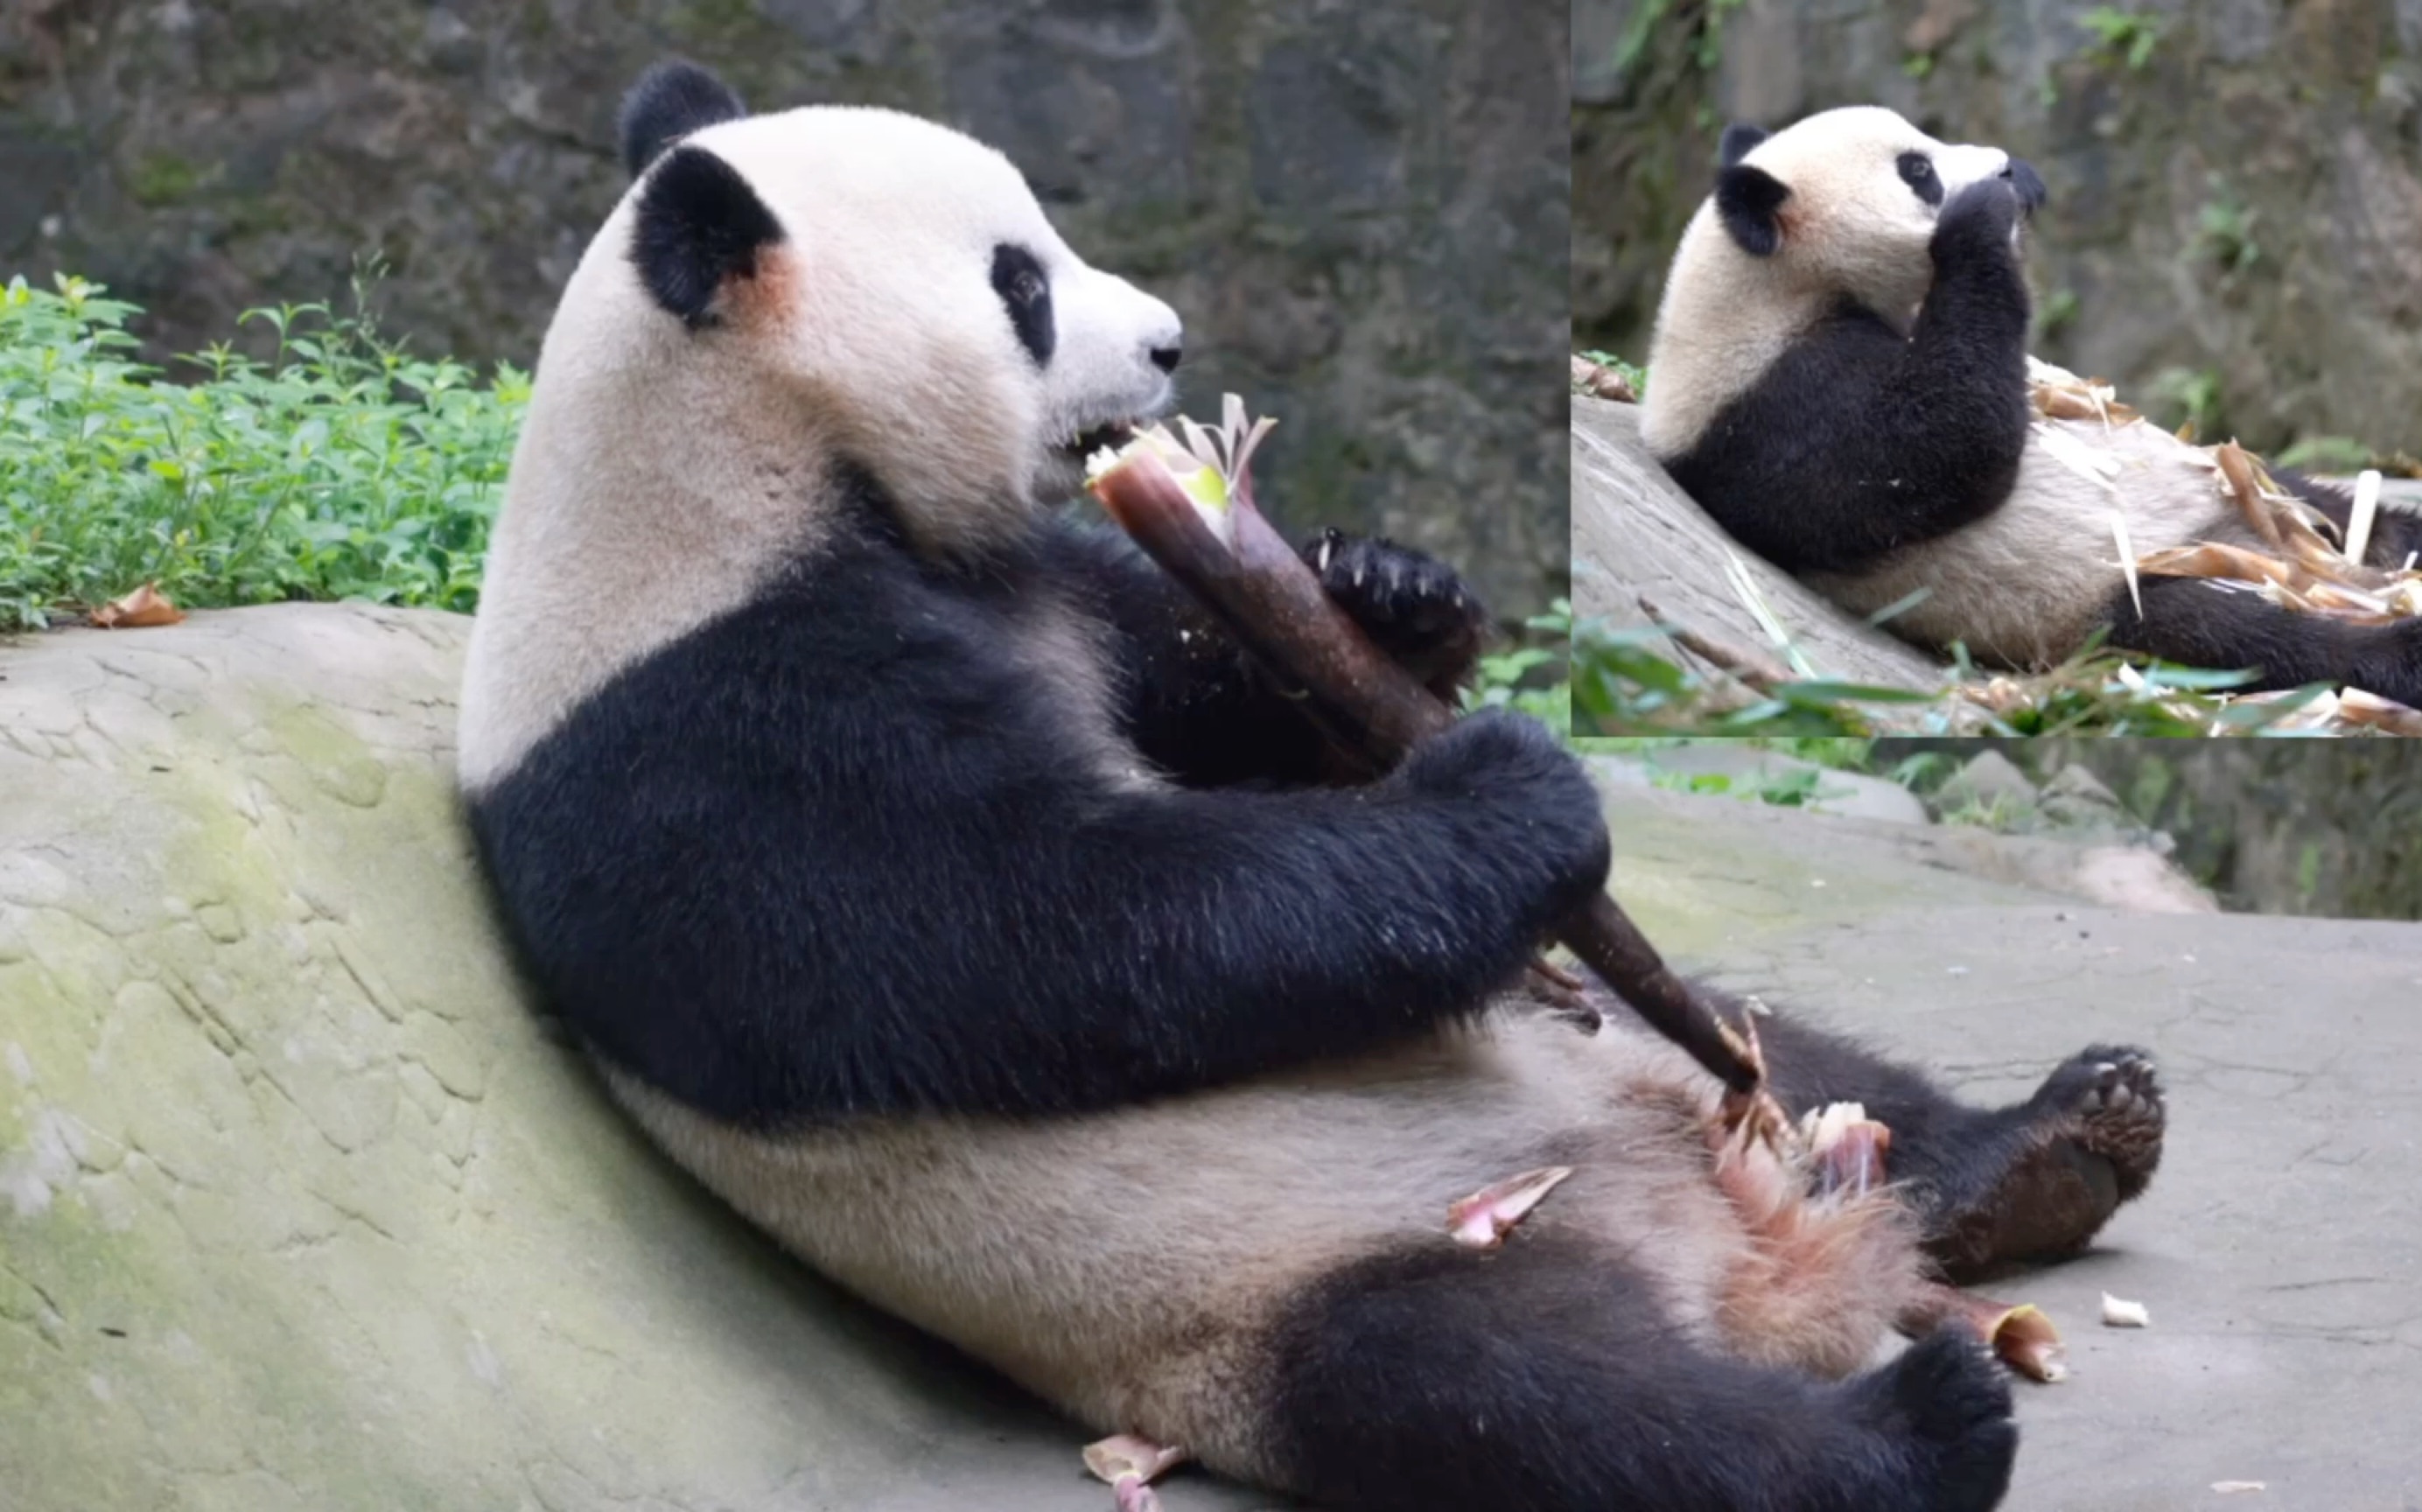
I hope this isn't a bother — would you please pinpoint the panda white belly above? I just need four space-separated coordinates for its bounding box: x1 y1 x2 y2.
604 1008 1916 1484
1804 414 2236 668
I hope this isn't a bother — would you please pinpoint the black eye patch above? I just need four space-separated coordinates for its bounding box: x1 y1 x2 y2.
990 243 1054 368
1898 151 1943 206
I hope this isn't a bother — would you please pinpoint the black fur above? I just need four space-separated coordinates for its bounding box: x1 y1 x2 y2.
1718 122 1770 166
2006 158 2048 214
2269 466 2422 573
630 145 785 328
1898 150 1945 206
1264 1231 2015 1512
618 60 748 178
1051 525 1492 788
1301 527 1490 701
1744 1005 2165 1278
1670 177 2034 573
990 243 1055 367
466 486 1600 1129
2104 575 2422 707
1715 163 1790 257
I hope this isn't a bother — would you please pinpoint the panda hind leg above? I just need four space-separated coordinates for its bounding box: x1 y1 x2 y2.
1257 1233 2014 1512
2102 574 2422 710
1746 1001 2166 1283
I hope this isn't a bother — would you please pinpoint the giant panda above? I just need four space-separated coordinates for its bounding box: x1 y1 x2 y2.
1641 105 2422 705
458 61 2169 1512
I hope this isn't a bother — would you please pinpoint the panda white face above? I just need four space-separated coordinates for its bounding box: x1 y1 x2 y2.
1712 106 2046 326
684 107 1182 516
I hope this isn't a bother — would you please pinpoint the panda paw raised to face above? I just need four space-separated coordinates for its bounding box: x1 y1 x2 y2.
1301 528 1490 688
1930 177 2027 263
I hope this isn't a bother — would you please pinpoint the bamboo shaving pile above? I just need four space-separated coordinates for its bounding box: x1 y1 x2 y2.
2027 359 2422 730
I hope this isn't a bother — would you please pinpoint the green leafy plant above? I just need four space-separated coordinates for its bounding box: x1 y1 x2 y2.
2194 180 2262 276
1469 597 1574 739
1571 614 2353 738
0 270 527 632
2276 435 2379 473
2079 6 2162 71
1574 349 1648 398
2145 365 2225 440
1612 0 1747 78
2032 288 2081 344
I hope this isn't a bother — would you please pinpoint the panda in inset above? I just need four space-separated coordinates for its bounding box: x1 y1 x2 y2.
1641 105 2422 704
460 62 2168 1512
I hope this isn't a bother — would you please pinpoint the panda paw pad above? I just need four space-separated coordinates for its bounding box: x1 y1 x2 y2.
2031 1045 2165 1200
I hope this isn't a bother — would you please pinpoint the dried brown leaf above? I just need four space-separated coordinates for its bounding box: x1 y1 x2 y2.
88 582 186 629
1571 354 1637 402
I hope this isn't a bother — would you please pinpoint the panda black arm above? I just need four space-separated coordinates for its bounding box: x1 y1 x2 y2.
1667 179 2034 575
1039 520 1491 788
466 555 1606 1129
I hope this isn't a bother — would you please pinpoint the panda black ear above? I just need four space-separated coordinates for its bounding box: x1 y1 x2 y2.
619 60 749 178
631 145 785 329
1715 164 1789 257
1718 123 1768 167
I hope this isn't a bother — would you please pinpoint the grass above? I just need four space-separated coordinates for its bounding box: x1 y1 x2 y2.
1470 597 1576 738
1571 614 2356 737
2078 5 2162 71
0 271 527 632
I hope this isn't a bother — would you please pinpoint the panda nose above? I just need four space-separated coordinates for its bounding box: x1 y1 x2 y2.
1150 342 1182 374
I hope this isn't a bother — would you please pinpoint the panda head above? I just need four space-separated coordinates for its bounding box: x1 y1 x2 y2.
586 60 1184 550
1707 105 2048 323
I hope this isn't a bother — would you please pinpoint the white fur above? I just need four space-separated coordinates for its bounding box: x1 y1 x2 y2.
604 1007 1918 1484
458 105 1180 788
1805 413 2231 664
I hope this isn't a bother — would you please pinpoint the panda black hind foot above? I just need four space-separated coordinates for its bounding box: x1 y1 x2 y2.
1927 1045 2166 1278
1846 1327 2020 1512
2026 1045 2166 1201
1301 528 1489 694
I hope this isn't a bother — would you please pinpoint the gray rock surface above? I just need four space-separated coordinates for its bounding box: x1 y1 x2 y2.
1574 0 2422 458
1590 744 1935 825
1571 395 1951 688
4 604 2413 1509
0 0 1568 621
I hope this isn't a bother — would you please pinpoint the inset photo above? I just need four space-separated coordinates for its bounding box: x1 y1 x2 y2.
1572 0 2422 737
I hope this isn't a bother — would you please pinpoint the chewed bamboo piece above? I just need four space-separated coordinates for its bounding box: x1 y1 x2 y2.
1787 1096 2070 1382
1448 1166 1576 1249
1914 1284 2069 1382
1085 397 1785 1138
1083 1434 1189 1512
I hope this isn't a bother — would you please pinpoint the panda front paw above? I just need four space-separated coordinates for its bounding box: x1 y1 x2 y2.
1931 178 2023 266
1851 1329 2019 1512
1302 528 1490 692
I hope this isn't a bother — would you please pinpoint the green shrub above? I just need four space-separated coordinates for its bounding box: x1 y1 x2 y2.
1469 597 1574 739
0 271 527 631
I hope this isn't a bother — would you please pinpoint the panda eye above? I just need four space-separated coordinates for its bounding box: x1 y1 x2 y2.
990 243 1055 368
1898 151 1943 206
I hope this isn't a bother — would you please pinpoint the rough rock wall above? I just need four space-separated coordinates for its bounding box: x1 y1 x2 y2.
0 603 1283 1512
1876 739 2422 919
0 0 1569 617
1574 0 2422 458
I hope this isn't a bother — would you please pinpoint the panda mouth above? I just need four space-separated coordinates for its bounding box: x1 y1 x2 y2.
1060 421 1140 458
